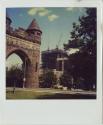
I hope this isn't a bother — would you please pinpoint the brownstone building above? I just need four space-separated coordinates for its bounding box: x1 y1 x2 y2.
6 13 42 88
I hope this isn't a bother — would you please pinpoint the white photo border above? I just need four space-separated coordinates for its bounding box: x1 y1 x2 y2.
0 0 102 125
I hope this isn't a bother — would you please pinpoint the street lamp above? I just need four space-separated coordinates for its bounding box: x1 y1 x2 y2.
23 57 27 88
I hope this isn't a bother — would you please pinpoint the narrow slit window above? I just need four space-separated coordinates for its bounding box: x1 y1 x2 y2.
35 62 38 72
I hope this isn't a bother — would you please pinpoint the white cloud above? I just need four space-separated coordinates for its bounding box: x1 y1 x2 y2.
38 9 51 16
48 14 59 21
28 8 59 22
28 8 38 16
66 7 74 11
28 7 51 16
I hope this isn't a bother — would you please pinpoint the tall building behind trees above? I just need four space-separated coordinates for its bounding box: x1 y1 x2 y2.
41 48 68 80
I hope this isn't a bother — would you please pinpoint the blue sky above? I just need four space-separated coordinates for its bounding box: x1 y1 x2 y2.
6 7 86 67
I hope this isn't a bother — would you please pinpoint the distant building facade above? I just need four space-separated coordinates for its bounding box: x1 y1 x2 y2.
41 48 68 79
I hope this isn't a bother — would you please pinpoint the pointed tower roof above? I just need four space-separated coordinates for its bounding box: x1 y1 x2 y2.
27 19 42 33
6 11 12 23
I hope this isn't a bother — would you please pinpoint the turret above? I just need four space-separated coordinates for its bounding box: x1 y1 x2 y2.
26 19 42 44
6 12 12 31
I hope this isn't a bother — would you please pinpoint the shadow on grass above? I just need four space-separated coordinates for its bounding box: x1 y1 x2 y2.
37 93 96 99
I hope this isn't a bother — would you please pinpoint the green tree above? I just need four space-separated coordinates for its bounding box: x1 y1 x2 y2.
67 52 96 90
64 8 96 54
64 8 96 90
39 70 57 88
6 65 24 87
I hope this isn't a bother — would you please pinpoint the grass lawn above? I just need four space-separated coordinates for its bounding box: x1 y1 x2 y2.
6 90 53 99
6 88 96 99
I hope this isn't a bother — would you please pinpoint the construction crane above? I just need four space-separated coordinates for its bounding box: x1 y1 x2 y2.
57 33 63 49
56 33 68 73
56 33 63 70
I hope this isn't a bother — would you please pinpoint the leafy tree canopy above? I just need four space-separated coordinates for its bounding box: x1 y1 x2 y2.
64 8 96 55
6 65 24 87
39 70 57 88
64 8 96 90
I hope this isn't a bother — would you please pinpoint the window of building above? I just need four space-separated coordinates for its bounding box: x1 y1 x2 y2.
35 62 38 72
36 32 41 36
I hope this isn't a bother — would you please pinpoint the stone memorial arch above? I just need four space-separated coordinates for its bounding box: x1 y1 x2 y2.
6 13 42 88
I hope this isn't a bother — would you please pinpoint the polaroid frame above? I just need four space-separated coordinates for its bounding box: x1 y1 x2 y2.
0 0 102 125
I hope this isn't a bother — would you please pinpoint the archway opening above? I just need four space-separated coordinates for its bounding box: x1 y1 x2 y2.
6 50 30 88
